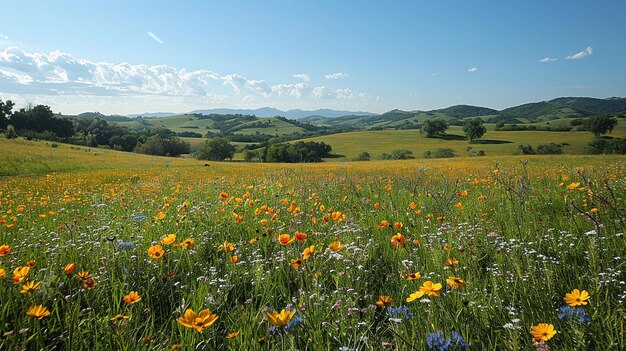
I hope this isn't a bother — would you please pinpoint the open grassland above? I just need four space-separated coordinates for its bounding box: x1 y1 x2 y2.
297 119 626 160
0 138 196 176
0 139 624 350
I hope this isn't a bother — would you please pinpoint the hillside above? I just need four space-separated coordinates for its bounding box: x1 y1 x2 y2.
114 113 331 142
496 97 626 122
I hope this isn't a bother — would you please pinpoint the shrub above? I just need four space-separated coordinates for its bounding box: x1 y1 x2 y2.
354 152 371 161
432 148 455 158
518 144 535 155
382 149 414 160
588 137 626 154
536 143 563 155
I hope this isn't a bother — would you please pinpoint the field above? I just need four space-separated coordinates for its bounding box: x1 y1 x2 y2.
0 138 624 350
297 119 626 160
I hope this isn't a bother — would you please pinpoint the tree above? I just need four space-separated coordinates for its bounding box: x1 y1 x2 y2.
195 137 236 161
420 119 448 137
134 135 190 156
462 118 486 142
584 116 618 136
10 104 74 138
0 99 15 130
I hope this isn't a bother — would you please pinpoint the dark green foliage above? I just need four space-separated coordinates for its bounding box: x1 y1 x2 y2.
420 119 448 137
424 149 455 158
4 125 17 139
195 137 236 161
262 141 332 163
549 97 626 114
77 112 132 122
176 131 203 138
109 134 143 152
588 137 626 154
432 148 455 158
354 151 371 161
10 105 74 138
435 105 497 118
497 102 585 121
462 118 486 142
536 143 563 154
584 116 618 136
518 144 535 154
382 149 414 160
0 99 15 130
134 135 190 156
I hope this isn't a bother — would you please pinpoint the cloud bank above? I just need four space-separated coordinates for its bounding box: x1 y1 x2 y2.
0 47 370 108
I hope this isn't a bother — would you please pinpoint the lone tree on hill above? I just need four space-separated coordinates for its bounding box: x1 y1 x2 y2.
421 119 448 137
584 116 618 136
463 118 487 142
196 137 236 161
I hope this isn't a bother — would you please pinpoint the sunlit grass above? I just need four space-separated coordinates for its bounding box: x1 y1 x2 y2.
0 138 624 350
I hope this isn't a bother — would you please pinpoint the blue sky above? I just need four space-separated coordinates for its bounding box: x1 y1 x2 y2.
1 1 625 115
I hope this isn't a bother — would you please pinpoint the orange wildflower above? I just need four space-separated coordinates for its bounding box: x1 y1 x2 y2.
0 245 11 256
390 233 406 248
302 245 315 260
278 234 295 246
376 295 394 307
147 244 165 259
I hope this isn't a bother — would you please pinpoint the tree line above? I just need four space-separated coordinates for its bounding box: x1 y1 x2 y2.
0 99 190 156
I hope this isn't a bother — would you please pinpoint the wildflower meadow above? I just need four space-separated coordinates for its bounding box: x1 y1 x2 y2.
0 150 624 350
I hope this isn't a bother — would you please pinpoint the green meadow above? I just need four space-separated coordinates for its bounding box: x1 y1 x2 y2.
0 137 624 350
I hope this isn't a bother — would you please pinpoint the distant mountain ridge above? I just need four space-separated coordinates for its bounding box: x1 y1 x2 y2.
76 96 625 129
188 107 376 119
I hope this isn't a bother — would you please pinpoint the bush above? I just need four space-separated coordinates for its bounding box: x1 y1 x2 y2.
432 148 455 158
353 152 371 161
382 149 414 160
536 143 563 155
588 137 626 154
424 148 455 158
518 145 535 155
4 125 17 139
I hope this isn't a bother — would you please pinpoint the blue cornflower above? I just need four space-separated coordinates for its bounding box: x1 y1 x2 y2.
426 330 467 351
427 331 451 351
558 305 591 324
386 305 414 322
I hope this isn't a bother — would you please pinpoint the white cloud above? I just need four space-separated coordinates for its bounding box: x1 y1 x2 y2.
0 34 8 40
292 73 310 82
0 47 370 111
539 57 557 63
566 46 592 60
147 31 164 44
325 72 347 80
467 67 478 73
430 72 440 77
